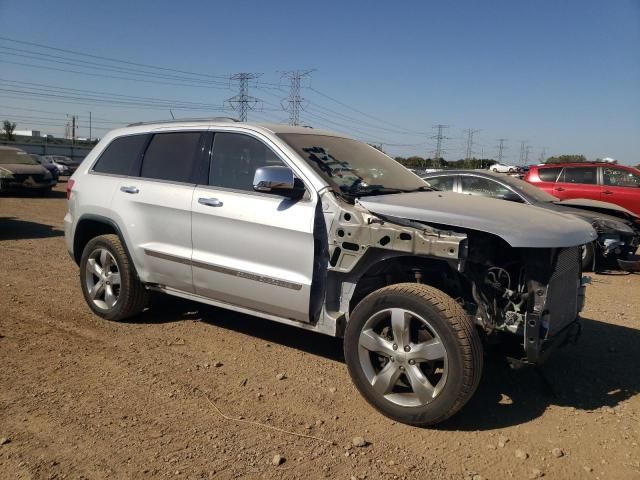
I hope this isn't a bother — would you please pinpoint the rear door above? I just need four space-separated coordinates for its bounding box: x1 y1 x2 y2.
190 131 317 322
529 166 562 195
601 166 640 215
553 166 601 200
110 130 208 292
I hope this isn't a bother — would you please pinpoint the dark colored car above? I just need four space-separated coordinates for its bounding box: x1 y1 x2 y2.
0 146 57 194
422 169 640 271
29 154 60 182
524 162 640 217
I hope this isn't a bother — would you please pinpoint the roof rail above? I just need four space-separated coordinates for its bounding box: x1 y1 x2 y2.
126 117 239 127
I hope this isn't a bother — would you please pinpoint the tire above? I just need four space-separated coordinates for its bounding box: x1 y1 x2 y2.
508 168 515 173
491 168 498 172
80 234 149 321
581 242 595 272
344 283 483 426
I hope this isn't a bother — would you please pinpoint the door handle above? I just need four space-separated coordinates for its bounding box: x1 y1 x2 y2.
120 186 139 194
554 187 565 192
198 197 223 207
603 190 614 195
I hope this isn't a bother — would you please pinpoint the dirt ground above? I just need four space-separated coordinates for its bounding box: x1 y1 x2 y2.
1 183 639 480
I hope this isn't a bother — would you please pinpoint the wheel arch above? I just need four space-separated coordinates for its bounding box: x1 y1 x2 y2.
327 249 462 333
73 215 135 270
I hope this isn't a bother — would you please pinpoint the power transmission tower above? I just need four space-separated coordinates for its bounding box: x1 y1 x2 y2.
524 145 533 164
281 70 314 126
538 147 547 163
463 128 480 160
431 124 450 167
496 138 508 163
226 73 262 122
519 141 528 165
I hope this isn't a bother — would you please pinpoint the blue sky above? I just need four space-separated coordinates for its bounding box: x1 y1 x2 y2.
0 0 638 164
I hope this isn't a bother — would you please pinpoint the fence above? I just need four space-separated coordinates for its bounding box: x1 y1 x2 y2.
0 141 93 162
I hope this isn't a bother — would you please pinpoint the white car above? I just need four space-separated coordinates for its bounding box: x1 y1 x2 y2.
490 163 519 173
64 118 594 426
41 155 71 175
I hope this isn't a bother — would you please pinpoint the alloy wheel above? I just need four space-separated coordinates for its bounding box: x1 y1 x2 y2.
84 248 121 310
357 308 448 407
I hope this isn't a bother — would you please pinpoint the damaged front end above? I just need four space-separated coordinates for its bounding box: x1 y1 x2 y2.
328 191 597 365
464 242 588 364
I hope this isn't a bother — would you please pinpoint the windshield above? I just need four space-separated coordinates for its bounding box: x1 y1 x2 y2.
499 174 559 202
0 149 39 165
277 133 428 197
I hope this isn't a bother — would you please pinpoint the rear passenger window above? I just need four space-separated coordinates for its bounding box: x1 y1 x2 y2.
559 167 597 185
140 132 203 183
210 133 285 191
425 176 455 191
93 134 148 176
538 167 561 182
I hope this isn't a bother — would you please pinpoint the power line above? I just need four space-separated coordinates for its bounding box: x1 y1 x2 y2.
0 58 232 91
226 73 262 122
308 86 426 136
0 36 232 81
281 70 313 126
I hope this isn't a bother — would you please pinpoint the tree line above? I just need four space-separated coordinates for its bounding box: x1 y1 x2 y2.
394 156 497 170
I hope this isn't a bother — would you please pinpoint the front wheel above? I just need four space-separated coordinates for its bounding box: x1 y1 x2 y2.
581 242 595 271
344 283 483 426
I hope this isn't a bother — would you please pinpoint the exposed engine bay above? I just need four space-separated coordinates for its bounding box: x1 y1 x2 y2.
321 190 587 363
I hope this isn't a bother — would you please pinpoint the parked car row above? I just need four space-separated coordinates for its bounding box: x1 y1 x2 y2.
422 169 640 271
0 146 57 194
524 162 640 216
65 119 596 427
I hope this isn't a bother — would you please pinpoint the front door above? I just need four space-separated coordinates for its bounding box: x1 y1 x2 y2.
191 131 316 322
553 166 601 201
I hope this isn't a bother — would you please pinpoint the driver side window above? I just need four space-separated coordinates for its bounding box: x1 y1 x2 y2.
210 133 285 191
460 176 512 199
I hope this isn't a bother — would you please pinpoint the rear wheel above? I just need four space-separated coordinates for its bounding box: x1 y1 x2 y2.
344 283 483 426
80 234 148 321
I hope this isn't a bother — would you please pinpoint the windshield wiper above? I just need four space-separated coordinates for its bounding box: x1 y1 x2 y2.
402 185 434 193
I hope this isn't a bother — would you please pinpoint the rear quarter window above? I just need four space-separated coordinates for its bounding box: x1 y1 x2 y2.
537 167 561 182
93 134 149 176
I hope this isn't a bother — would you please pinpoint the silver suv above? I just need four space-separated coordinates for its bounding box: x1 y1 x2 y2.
65 119 595 426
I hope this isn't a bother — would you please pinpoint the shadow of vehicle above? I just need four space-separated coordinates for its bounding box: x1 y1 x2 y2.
0 189 66 199
0 217 64 240
127 299 638 430
440 316 640 431
127 295 344 362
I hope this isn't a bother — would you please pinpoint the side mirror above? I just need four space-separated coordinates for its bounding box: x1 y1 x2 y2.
253 166 305 197
501 191 525 203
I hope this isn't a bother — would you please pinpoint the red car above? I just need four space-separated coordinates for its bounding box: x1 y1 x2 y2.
524 162 640 216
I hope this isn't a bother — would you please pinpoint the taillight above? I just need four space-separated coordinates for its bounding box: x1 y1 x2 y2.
66 179 75 199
